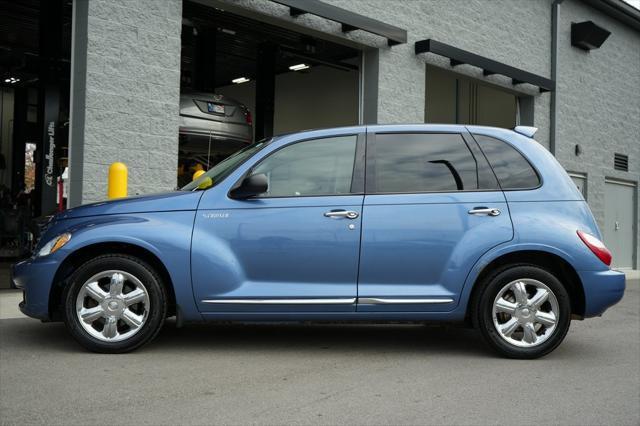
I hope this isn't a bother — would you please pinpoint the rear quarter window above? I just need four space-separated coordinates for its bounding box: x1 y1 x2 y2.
473 134 541 189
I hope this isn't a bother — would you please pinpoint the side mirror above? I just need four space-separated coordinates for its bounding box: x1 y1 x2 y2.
229 173 268 199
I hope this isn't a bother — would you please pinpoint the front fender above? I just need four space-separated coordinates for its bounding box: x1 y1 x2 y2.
48 212 201 321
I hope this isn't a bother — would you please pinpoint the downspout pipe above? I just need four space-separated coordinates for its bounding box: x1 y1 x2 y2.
550 0 564 155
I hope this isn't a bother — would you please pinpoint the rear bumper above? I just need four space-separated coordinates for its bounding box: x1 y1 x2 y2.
11 257 59 321
179 115 251 143
579 269 626 317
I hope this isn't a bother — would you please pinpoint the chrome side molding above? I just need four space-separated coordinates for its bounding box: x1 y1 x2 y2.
357 297 454 304
201 297 454 305
202 298 356 305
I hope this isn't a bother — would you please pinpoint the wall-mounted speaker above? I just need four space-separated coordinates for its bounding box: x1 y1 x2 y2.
571 21 611 51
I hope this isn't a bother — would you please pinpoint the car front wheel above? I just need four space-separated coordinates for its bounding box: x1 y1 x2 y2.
63 254 167 353
476 265 571 359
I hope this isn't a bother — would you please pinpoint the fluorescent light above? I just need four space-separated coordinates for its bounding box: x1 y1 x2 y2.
289 63 310 71
232 77 250 84
4 77 20 84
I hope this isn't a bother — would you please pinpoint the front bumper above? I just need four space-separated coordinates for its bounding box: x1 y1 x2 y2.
579 269 626 317
11 256 61 321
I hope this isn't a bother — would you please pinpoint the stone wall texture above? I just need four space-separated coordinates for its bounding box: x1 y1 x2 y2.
555 0 640 242
77 0 182 203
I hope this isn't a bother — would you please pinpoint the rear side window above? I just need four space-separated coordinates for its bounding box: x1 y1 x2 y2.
371 133 497 193
473 135 541 189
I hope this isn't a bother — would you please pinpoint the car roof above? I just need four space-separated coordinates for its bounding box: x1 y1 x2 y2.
275 124 522 140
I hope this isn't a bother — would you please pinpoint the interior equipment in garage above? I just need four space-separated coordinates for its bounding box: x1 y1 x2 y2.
178 92 253 186
1 0 71 258
179 1 361 178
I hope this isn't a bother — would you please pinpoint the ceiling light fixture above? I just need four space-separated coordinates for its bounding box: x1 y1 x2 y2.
232 77 250 84
289 63 310 71
4 77 20 84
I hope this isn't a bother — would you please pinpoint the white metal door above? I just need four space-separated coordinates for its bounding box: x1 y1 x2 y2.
604 179 637 269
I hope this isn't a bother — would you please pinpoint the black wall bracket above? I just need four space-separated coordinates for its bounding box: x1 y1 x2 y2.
272 0 407 46
415 39 555 93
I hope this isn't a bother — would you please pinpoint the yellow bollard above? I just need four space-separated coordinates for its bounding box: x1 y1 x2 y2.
108 162 128 199
192 169 213 190
192 169 205 181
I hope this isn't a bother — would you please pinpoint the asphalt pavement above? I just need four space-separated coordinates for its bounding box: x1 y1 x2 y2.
1 276 638 425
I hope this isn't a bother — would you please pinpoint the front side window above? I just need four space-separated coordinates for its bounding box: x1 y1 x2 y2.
250 135 357 197
182 139 271 191
473 134 540 189
371 133 484 193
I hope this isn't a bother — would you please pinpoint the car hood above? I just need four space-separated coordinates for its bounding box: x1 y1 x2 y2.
57 191 204 220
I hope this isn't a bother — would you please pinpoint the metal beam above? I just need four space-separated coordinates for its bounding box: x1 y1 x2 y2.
550 0 564 155
415 39 555 93
195 27 217 92
255 43 277 141
11 88 27 198
37 0 64 216
289 7 305 17
580 0 640 31
272 0 407 46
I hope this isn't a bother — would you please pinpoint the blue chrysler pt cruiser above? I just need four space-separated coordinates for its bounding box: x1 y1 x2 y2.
12 125 625 358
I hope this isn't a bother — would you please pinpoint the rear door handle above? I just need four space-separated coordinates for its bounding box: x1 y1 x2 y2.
468 207 501 216
324 210 359 219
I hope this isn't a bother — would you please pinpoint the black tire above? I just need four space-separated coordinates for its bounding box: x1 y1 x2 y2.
474 265 571 359
63 254 167 353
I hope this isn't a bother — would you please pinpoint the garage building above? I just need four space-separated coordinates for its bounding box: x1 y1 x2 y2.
0 0 638 269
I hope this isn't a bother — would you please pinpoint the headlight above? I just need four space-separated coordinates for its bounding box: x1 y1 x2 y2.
37 233 72 257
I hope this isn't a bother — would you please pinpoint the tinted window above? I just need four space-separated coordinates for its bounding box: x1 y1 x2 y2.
473 135 540 189
251 135 357 197
182 139 271 191
372 133 485 193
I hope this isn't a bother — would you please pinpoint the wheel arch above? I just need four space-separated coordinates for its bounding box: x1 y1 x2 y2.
48 242 177 320
466 250 586 323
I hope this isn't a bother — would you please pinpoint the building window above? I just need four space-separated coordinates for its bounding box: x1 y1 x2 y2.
425 66 525 129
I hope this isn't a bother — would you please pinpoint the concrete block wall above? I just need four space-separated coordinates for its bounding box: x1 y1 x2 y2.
69 0 182 205
555 0 640 266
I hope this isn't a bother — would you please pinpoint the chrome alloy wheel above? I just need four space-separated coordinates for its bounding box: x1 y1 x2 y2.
492 279 559 348
75 270 150 342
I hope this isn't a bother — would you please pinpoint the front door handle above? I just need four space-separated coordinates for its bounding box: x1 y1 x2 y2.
468 207 501 216
324 210 359 219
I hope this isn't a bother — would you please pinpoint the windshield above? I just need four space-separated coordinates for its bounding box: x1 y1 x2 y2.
181 138 272 191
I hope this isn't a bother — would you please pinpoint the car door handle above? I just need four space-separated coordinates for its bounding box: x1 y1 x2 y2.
468 207 501 216
324 210 359 219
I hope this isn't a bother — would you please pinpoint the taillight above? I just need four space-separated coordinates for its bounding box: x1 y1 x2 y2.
244 109 252 126
577 230 612 266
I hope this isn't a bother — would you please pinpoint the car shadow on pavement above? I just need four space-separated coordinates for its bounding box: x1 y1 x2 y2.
2 318 496 357
153 320 495 357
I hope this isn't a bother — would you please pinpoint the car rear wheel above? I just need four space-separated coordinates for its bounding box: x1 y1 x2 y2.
475 265 571 359
63 254 167 353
